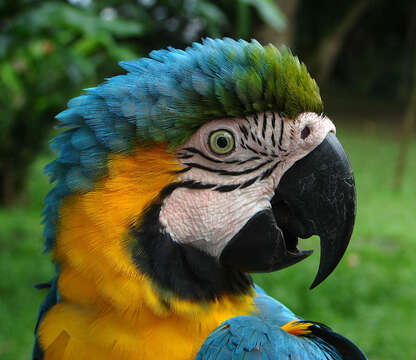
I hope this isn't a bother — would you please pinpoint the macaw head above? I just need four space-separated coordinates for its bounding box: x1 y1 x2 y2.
165 112 354 290
45 38 355 309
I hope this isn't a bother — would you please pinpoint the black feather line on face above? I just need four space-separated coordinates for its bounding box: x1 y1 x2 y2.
260 161 280 180
170 159 279 193
215 184 241 192
180 148 260 167
183 159 273 176
172 167 192 174
250 131 257 143
183 147 224 163
279 119 284 147
253 113 259 127
245 144 259 155
239 176 258 189
237 156 261 165
224 159 240 164
129 186 253 302
180 180 216 190
262 113 267 139
239 125 249 140
178 153 194 159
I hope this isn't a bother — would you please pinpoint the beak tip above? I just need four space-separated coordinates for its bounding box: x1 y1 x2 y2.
309 266 334 289
309 274 326 290
309 234 352 290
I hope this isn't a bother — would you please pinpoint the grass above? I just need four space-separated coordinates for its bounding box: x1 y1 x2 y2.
0 157 54 359
1 120 415 359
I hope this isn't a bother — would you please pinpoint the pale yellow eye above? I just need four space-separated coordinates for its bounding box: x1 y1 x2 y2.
209 130 235 155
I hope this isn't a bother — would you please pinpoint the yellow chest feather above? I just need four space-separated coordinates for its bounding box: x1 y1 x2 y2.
38 145 254 359
39 297 253 360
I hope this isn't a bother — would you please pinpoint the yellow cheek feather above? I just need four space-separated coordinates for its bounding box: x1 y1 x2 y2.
39 144 254 360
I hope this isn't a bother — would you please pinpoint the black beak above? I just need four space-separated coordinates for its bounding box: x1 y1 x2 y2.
274 132 356 288
219 132 356 289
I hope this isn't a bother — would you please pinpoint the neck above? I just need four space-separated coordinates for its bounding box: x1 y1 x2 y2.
129 184 253 303
51 145 254 318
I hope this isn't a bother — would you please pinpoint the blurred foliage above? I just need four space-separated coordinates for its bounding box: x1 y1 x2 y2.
0 0 284 206
0 0 143 205
297 0 416 100
1 1 415 359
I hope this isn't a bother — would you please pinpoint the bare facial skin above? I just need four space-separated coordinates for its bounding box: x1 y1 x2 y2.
159 112 335 257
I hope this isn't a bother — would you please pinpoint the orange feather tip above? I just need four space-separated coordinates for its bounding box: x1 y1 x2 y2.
280 319 313 336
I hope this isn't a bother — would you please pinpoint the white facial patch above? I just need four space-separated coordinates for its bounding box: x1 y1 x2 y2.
159 182 274 257
159 112 335 258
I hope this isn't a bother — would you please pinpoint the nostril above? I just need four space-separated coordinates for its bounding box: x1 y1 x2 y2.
301 126 310 140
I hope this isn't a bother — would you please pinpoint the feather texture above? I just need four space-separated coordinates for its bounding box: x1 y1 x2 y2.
195 286 366 360
42 38 322 251
32 38 367 360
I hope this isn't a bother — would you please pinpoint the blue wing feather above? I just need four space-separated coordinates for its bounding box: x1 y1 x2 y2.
196 285 365 360
196 316 338 360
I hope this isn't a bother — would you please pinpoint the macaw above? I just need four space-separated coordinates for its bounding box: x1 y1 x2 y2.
33 38 366 360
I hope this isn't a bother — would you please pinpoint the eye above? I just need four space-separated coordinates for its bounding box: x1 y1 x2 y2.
208 129 235 155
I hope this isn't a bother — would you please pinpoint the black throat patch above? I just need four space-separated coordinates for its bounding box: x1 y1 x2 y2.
128 184 253 303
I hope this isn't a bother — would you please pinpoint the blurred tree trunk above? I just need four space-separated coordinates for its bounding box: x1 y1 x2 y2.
237 1 251 39
254 0 298 48
312 0 371 87
0 112 53 207
393 5 416 190
0 155 33 207
398 4 416 100
1 155 24 207
0 160 17 206
393 66 416 190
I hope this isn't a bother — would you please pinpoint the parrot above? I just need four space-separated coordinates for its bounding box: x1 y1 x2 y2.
32 38 366 360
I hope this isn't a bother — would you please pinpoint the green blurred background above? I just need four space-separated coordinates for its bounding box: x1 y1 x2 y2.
1 0 415 359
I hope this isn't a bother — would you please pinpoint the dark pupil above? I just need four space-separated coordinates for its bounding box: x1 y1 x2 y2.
216 136 228 149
